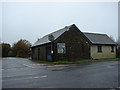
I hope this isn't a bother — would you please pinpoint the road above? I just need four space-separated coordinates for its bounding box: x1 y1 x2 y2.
2 57 119 88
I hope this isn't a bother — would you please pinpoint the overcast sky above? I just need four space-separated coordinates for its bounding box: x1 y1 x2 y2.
2 2 118 46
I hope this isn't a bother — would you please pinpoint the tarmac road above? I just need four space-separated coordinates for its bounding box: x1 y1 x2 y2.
2 57 119 88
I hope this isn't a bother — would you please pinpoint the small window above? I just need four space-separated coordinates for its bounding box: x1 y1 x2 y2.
98 46 102 53
57 43 66 54
111 46 114 52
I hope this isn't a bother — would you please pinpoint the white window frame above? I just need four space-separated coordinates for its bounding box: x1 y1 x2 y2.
57 43 66 54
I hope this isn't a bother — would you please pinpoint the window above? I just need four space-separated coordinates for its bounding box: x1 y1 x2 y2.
111 46 114 52
57 43 66 53
98 46 102 53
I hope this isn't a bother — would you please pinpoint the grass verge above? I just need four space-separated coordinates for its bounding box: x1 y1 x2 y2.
29 58 119 64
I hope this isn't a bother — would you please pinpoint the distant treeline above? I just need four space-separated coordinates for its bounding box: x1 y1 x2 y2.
1 39 31 58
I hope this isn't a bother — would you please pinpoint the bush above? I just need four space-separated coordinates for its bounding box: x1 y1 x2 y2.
2 43 11 57
12 39 31 58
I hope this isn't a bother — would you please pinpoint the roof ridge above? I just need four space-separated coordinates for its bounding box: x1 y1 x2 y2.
38 24 74 40
83 32 107 35
33 24 74 46
50 24 73 34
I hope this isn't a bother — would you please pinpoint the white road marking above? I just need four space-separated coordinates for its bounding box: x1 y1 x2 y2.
30 64 45 66
41 75 47 78
54 65 69 67
23 64 35 68
7 57 14 59
33 76 47 78
3 75 47 81
33 76 39 79
3 74 40 78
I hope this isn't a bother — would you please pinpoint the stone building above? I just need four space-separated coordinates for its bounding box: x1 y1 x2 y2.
31 24 116 61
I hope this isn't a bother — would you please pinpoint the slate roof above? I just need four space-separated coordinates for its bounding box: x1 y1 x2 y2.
83 32 116 45
32 25 72 47
32 24 116 47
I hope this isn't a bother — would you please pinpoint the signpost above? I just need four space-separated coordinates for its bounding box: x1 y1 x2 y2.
48 34 54 54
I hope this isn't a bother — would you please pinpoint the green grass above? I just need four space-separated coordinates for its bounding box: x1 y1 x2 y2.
53 60 73 64
53 58 119 64
29 58 119 64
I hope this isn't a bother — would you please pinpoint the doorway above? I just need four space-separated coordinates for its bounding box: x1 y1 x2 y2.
46 47 52 61
38 48 40 60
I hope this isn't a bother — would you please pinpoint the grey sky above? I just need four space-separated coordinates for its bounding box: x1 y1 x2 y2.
2 2 118 46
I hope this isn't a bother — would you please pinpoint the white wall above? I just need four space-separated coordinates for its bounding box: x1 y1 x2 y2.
90 45 116 59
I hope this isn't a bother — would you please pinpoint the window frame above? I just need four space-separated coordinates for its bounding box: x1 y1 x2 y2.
98 46 102 53
57 43 66 54
111 46 114 52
